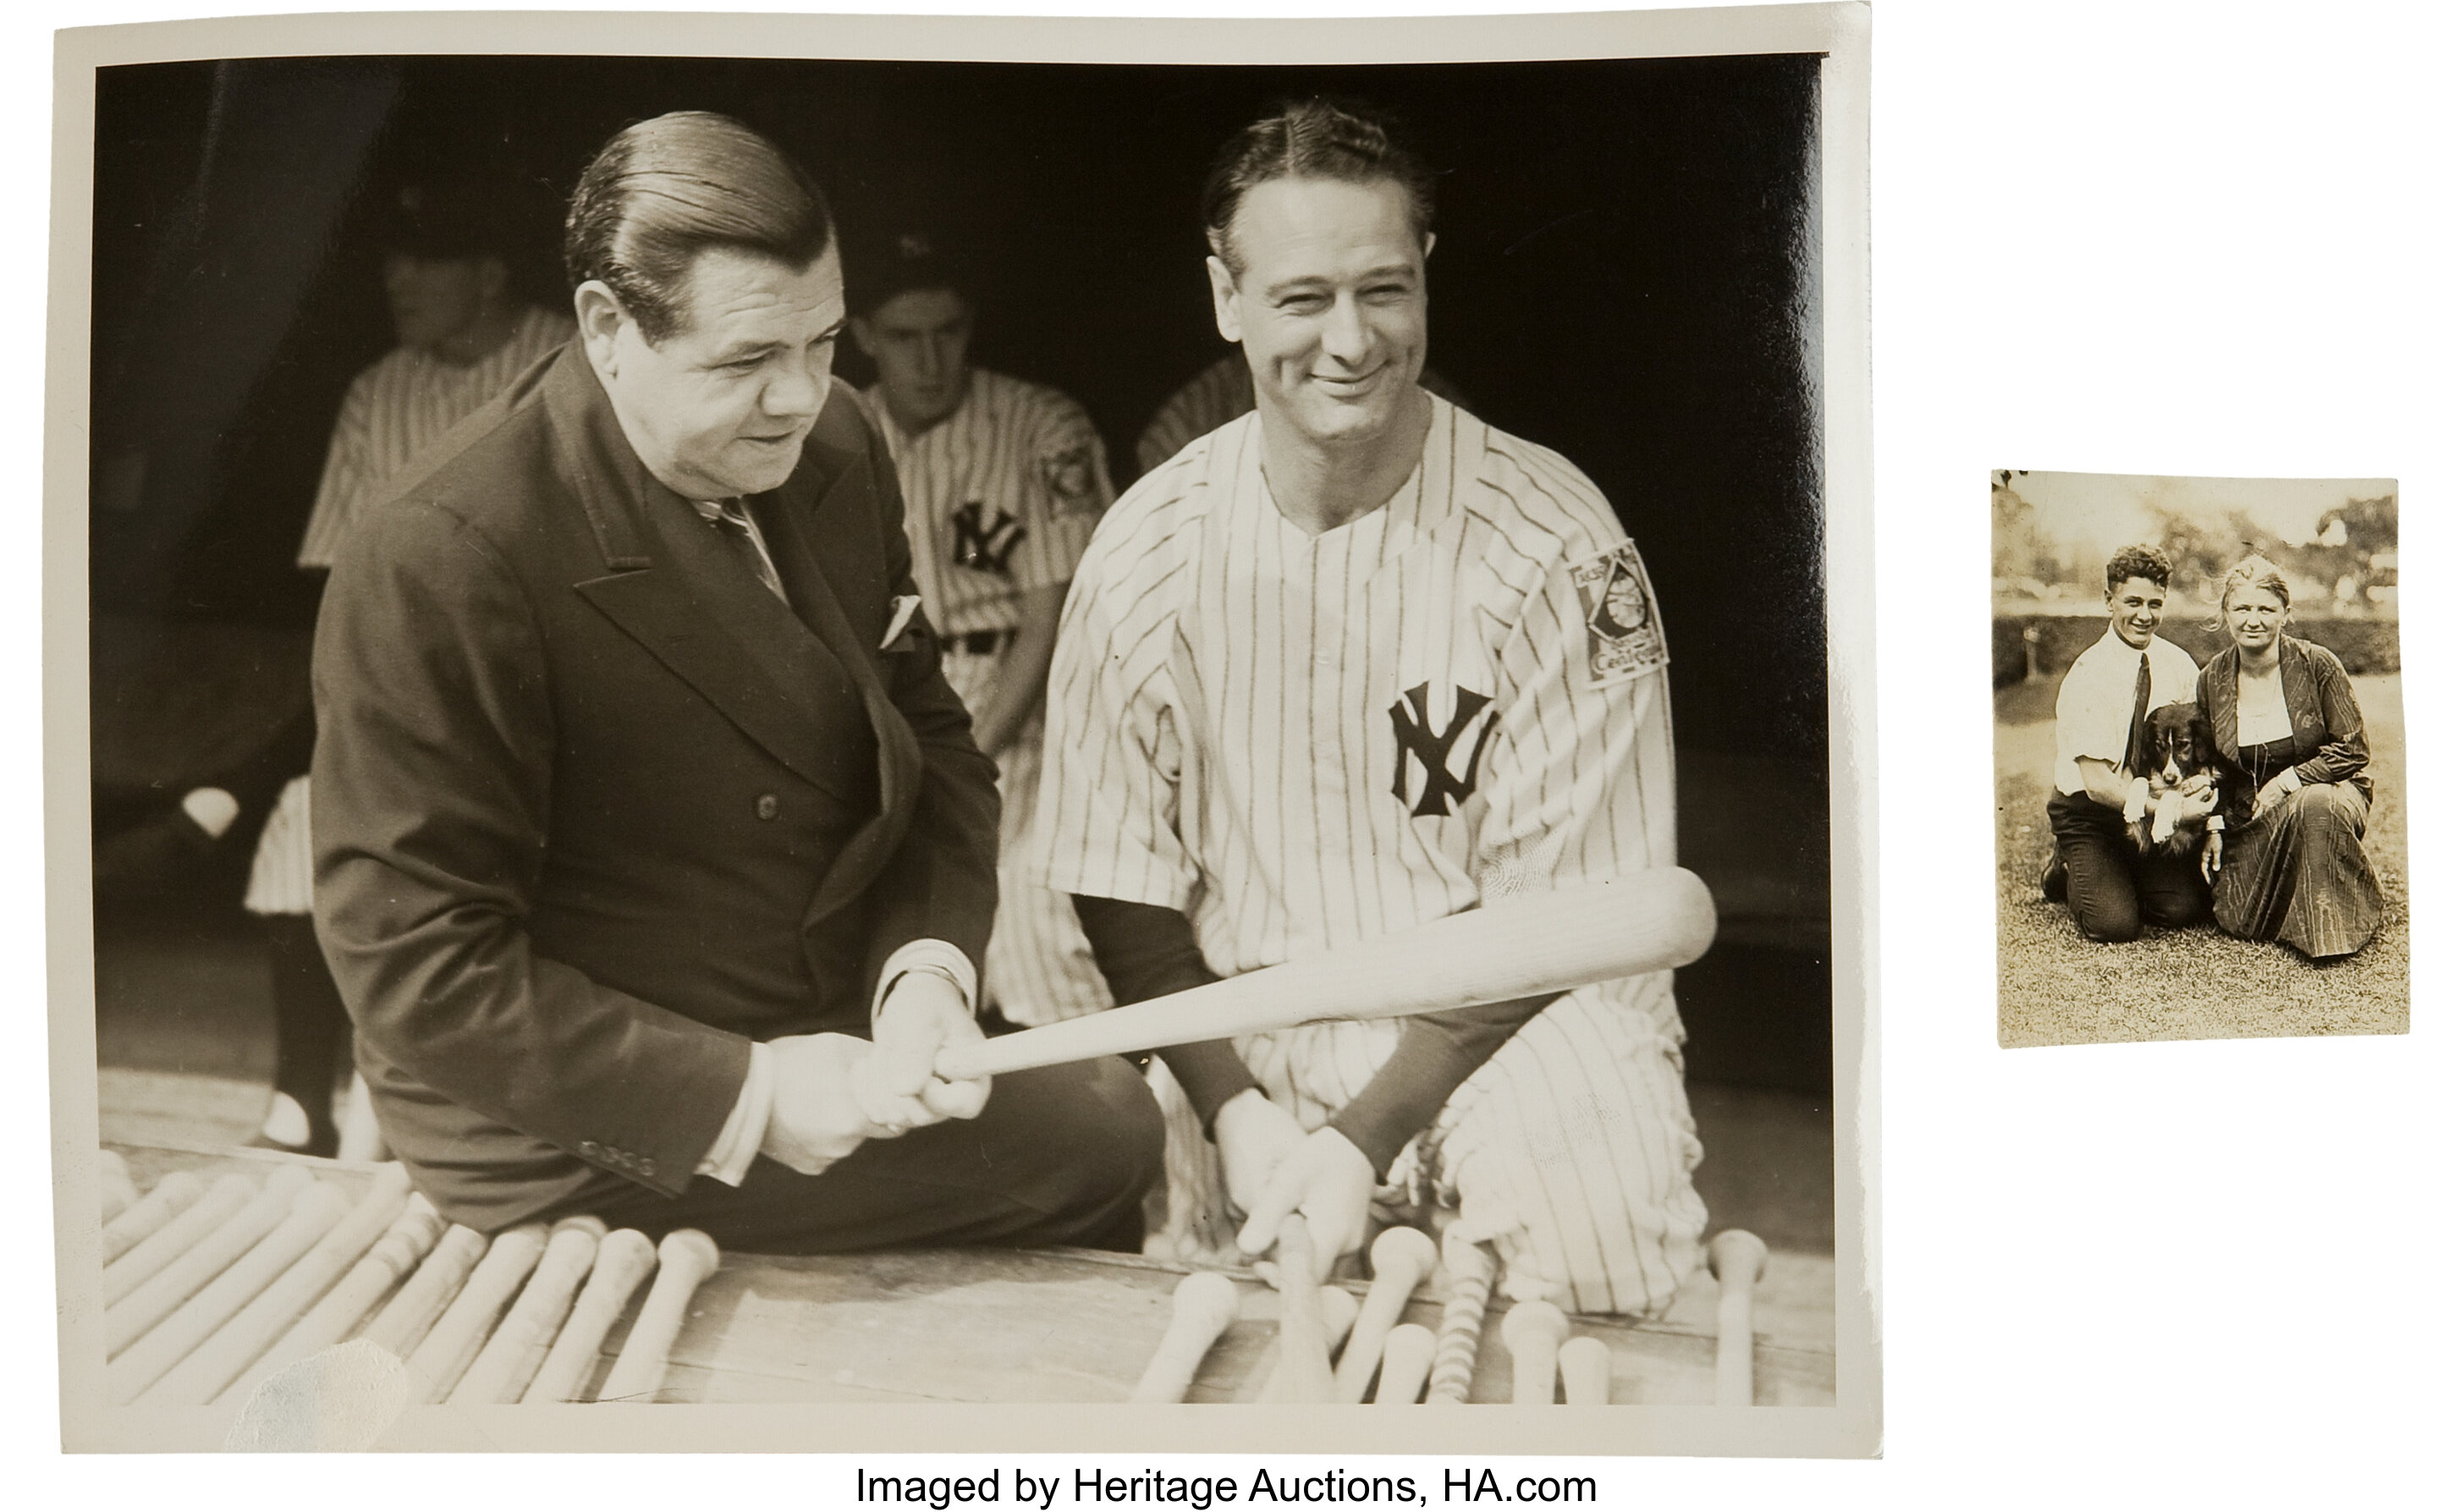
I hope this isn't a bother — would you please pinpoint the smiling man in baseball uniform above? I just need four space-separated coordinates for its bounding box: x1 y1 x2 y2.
1037 99 1706 1315
849 229 1117 1029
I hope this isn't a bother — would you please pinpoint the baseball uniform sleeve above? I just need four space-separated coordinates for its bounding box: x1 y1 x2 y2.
1035 524 1201 911
312 496 752 1196
1007 393 1112 593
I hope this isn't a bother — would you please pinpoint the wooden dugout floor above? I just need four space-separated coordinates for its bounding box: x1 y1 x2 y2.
106 1141 1835 1406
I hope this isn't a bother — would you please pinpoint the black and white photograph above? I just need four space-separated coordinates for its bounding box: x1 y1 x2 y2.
1994 470 2407 1047
44 6 1873 1457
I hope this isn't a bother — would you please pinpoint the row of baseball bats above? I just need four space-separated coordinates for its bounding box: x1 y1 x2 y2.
96 1151 718 1408
1133 1220 1773 1405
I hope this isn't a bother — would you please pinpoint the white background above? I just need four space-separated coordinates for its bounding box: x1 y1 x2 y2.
6 0 2444 1501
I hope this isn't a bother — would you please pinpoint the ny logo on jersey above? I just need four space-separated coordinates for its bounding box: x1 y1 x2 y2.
1389 682 1497 817
949 500 1027 576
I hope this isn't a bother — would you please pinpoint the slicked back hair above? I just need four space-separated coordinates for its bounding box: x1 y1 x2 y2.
2103 543 2174 594
1200 98 1435 279
564 111 834 345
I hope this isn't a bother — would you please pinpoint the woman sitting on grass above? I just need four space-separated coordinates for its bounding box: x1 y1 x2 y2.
2195 556 2384 960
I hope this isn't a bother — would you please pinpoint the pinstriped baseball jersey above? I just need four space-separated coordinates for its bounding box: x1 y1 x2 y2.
873 367 1118 1024
871 368 1110 636
248 305 575 916
1037 394 1706 1315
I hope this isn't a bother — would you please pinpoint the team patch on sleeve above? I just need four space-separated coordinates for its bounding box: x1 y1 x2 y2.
1041 441 1102 514
1569 542 1669 688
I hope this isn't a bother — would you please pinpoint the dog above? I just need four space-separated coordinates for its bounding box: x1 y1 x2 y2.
2125 701 2223 857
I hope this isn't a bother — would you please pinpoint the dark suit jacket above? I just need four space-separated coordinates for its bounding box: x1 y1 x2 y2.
2196 635 2373 823
311 346 1000 1230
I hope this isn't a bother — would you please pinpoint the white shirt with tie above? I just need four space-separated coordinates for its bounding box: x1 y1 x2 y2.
2053 626 2202 796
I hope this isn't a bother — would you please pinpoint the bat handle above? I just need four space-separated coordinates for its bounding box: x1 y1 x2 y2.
596 1229 719 1404
1501 1300 1570 1405
1332 1226 1438 1403
1558 1335 1613 1405
1708 1228 1769 1406
1372 1322 1437 1405
1130 1271 1240 1403
1268 1217 1335 1404
1426 1234 1497 1405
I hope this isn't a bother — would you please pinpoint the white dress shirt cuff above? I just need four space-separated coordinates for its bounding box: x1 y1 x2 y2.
695 1040 775 1187
872 938 980 1022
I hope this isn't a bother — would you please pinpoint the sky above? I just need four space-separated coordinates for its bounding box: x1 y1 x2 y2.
2007 470 2395 564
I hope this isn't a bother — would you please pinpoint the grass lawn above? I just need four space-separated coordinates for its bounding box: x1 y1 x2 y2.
1994 673 2409 1046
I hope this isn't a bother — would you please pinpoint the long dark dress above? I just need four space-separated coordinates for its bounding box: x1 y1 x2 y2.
2196 637 2383 959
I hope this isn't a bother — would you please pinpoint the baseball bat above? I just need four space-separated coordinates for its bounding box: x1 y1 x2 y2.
1425 1231 1497 1405
102 1173 254 1306
449 1216 606 1405
1708 1228 1768 1407
1372 1323 1437 1405
100 1152 139 1225
595 1229 720 1404
1264 1217 1336 1404
1129 1270 1240 1404
111 1180 349 1403
1332 1226 1439 1404
217 1193 444 1406
357 1221 487 1359
404 1222 548 1402
1558 1336 1612 1405
935 870 1714 1081
1501 1300 1570 1405
104 1167 311 1355
102 1170 205 1264
148 1165 412 1406
1252 1284 1359 1403
521 1228 659 1405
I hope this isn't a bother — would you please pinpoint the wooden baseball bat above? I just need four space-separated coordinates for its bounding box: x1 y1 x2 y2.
100 1151 139 1226
449 1216 606 1405
217 1193 444 1406
1708 1228 1769 1407
404 1222 548 1402
104 1166 311 1355
102 1173 254 1306
147 1165 412 1406
1251 1284 1359 1402
935 870 1715 1080
1558 1335 1612 1405
1265 1217 1336 1404
1372 1323 1437 1405
1129 1270 1240 1403
521 1228 659 1404
1332 1226 1439 1403
357 1221 487 1359
1425 1231 1497 1405
111 1180 350 1403
595 1229 720 1404
102 1170 205 1264
1501 1300 1571 1405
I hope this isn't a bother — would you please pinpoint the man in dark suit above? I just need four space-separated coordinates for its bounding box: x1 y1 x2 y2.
311 112 1160 1251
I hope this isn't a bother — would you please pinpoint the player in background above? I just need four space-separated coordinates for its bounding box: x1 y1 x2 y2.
1037 100 1707 1313
848 230 1119 1029
239 167 575 1154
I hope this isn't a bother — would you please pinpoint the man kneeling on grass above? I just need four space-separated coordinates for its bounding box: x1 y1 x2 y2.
2041 544 2218 942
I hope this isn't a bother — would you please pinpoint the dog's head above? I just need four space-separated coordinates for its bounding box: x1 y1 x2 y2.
2146 700 2212 789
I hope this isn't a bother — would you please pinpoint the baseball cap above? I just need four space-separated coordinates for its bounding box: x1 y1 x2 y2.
845 226 975 314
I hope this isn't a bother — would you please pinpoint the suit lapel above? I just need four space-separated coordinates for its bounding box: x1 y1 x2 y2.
754 443 926 929
550 352 873 805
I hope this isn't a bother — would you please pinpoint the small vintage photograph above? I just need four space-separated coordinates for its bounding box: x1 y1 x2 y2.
1994 470 2407 1047
48 7 1872 1455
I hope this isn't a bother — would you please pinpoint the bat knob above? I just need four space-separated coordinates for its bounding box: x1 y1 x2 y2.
1707 1229 1768 1288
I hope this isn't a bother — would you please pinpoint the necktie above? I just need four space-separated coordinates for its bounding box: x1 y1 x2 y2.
696 498 789 607
2122 649 2153 776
